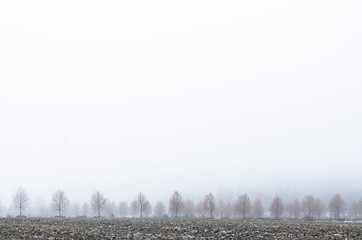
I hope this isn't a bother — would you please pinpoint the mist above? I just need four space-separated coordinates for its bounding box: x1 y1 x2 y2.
1 1 362 217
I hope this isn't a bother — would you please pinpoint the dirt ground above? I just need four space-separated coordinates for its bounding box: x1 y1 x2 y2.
0 217 361 239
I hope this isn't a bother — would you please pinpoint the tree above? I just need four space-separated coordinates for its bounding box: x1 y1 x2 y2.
81 202 89 216
184 199 195 218
269 196 284 219
118 201 128 217
143 202 152 217
252 198 265 219
133 192 151 218
51 189 69 217
203 193 216 218
104 201 117 217
301 195 316 220
196 200 205 217
285 201 293 219
69 202 80 217
349 201 359 219
224 202 233 219
234 194 251 219
169 191 184 218
12 186 30 217
216 199 227 219
329 193 346 220
154 201 166 218
314 198 325 220
290 199 301 219
130 200 138 218
359 198 362 218
90 190 107 217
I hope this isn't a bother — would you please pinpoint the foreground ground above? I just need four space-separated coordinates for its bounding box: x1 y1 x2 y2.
0 218 361 239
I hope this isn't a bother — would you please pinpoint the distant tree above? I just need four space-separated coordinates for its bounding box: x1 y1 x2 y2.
349 201 359 219
81 202 89 216
0 201 4 216
169 191 184 218
359 198 362 218
51 189 69 217
203 193 216 218
329 193 346 220
216 199 227 219
154 201 166 218
290 199 301 219
133 192 151 218
285 201 293 219
269 196 284 219
118 201 128 217
225 202 234 219
105 201 117 217
12 186 30 216
252 198 265 219
143 202 152 217
90 191 107 217
130 200 138 218
196 200 205 217
234 194 251 219
70 202 80 217
184 199 195 218
314 198 325 220
301 195 316 220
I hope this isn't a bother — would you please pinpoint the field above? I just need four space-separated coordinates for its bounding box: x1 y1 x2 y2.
0 218 361 239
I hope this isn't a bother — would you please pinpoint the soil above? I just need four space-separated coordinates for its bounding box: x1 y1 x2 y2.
0 217 361 239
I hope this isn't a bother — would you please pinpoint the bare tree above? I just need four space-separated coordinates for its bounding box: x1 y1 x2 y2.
234 194 251 219
169 191 184 218
196 200 205 217
105 201 117 217
203 193 216 218
285 201 293 219
314 198 325 220
291 199 301 219
51 189 69 217
118 201 128 217
90 191 107 217
225 202 234 219
269 196 284 219
81 202 89 217
12 186 30 217
252 198 265 219
133 192 151 218
301 195 316 220
70 202 80 217
216 199 227 219
143 202 152 217
0 201 3 216
130 200 138 218
184 199 195 218
359 198 362 218
349 201 359 219
329 193 346 220
154 201 166 218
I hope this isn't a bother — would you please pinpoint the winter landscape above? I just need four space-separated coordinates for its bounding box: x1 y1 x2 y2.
1 0 362 239
0 189 362 239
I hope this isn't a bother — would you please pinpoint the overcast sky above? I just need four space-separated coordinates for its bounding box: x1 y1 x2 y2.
1 1 362 208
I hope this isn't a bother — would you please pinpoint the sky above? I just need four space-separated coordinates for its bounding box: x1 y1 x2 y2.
0 1 362 209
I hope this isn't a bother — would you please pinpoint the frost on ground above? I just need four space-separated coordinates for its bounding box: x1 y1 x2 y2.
0 218 361 239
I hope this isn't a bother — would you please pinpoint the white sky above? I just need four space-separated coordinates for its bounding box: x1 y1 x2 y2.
1 1 362 207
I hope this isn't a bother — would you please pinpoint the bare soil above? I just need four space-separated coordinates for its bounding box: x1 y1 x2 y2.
0 217 361 239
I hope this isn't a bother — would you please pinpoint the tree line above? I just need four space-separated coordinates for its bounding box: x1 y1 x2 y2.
6 187 362 221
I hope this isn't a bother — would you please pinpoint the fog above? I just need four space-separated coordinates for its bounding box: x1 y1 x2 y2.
0 1 362 215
